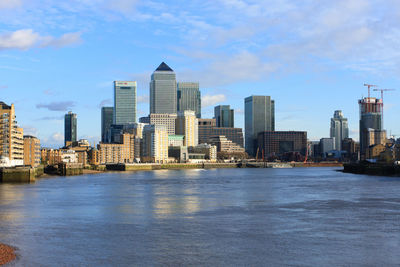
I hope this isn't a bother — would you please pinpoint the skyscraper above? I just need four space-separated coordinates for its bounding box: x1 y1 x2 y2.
214 105 234 127
359 96 383 155
177 82 201 118
64 111 77 146
244 95 275 156
101 107 113 143
114 81 137 124
150 62 177 114
330 110 349 151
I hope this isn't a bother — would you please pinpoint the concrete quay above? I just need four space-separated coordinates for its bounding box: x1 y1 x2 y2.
0 165 44 183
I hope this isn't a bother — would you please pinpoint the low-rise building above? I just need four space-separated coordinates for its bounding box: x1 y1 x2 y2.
257 131 307 158
98 133 136 164
23 135 41 167
208 135 245 153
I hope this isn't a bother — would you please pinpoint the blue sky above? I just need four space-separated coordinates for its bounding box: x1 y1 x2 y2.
1 0 399 147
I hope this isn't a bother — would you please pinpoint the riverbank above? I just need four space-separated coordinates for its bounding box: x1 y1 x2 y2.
343 162 400 176
0 243 16 265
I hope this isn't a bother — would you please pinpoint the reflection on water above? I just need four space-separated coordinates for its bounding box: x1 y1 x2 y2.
0 168 400 266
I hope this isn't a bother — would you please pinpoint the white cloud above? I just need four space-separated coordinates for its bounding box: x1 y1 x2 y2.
0 0 22 9
202 94 226 107
42 132 64 148
137 95 149 103
0 29 82 50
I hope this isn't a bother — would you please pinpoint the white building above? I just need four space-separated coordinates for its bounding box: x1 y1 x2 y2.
142 124 168 163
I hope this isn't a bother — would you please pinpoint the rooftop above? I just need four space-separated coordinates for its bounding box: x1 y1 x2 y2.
155 62 173 72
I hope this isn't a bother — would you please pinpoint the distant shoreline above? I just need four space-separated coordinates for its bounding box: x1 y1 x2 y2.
0 243 16 265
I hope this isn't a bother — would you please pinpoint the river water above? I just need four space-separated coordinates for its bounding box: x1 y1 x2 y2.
0 167 399 266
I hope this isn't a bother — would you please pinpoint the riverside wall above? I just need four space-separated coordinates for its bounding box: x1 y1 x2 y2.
343 163 400 176
0 165 44 183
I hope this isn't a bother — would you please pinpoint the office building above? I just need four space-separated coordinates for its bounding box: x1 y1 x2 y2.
0 102 24 166
176 111 198 146
23 135 41 167
214 105 234 127
208 135 245 153
330 110 349 151
245 95 275 156
64 111 77 146
359 96 382 155
198 118 244 148
142 124 168 163
101 107 113 143
177 82 201 118
257 131 307 157
320 138 335 156
140 113 177 135
168 135 184 147
150 62 177 114
114 81 137 124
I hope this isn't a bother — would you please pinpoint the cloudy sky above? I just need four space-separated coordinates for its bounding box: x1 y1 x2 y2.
1 0 400 147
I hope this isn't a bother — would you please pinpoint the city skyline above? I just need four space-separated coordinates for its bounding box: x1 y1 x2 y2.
1 1 400 147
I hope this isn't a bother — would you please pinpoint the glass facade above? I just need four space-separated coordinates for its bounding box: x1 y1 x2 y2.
330 110 349 151
214 105 234 128
114 81 137 125
177 82 201 118
101 107 114 143
64 111 77 146
244 96 275 156
150 62 177 114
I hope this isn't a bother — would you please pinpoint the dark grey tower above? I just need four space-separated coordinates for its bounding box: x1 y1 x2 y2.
64 111 77 146
244 95 275 156
214 105 234 128
177 82 201 118
101 107 113 143
150 62 177 114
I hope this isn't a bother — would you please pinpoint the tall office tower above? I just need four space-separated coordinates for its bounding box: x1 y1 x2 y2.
150 62 177 114
176 110 198 146
139 113 177 135
177 82 201 118
101 107 114 143
114 81 137 124
142 124 169 163
0 102 24 166
330 110 349 151
244 96 275 156
23 135 41 167
214 105 234 128
64 111 77 146
359 96 382 155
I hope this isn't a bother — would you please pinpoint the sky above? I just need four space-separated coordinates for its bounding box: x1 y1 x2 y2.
1 0 400 147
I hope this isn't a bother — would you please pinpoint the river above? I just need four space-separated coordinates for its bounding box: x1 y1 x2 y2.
0 167 399 266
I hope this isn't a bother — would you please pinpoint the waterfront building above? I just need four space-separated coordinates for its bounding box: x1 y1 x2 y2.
359 96 382 155
208 135 245 153
98 133 136 164
150 62 177 114
176 111 198 147
330 110 349 151
257 131 307 158
177 82 201 118
245 95 275 156
168 146 188 163
64 111 77 146
101 107 113 143
41 148 62 165
189 144 217 161
114 81 137 124
342 138 359 161
140 113 177 135
198 118 244 148
23 135 41 167
142 124 168 163
214 105 234 127
365 129 387 148
168 135 184 147
0 102 24 166
320 138 335 156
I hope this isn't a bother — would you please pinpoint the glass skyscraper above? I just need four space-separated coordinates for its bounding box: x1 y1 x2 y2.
214 105 234 128
244 95 275 156
113 81 137 124
177 82 201 118
101 107 113 143
64 111 77 146
150 62 177 114
330 110 349 151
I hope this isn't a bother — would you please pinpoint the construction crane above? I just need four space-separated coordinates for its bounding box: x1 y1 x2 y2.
373 88 395 129
364 83 378 98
